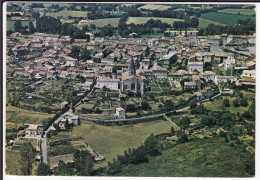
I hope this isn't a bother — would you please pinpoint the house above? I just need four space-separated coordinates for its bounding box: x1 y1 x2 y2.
203 52 214 63
116 107 125 119
215 76 236 84
74 83 91 90
59 111 79 129
25 124 40 136
188 62 203 73
95 77 120 90
240 78 256 86
49 154 75 169
60 101 69 109
11 16 22 20
200 71 216 82
184 82 197 90
78 20 93 25
223 59 233 70
241 70 256 79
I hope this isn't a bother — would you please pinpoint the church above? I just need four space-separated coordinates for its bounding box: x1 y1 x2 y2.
121 58 147 95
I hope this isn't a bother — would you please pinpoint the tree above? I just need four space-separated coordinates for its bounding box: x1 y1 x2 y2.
233 99 240 107
203 62 212 71
223 99 230 107
164 100 174 111
141 101 150 110
201 115 215 126
177 130 188 143
179 117 190 130
240 98 248 107
69 46 81 59
126 104 136 112
36 162 52 175
74 150 93 176
28 22 35 34
14 21 22 32
80 49 91 61
20 142 36 175
171 126 175 135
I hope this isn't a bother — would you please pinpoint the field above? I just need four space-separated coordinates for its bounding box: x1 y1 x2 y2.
203 96 252 115
6 20 33 31
217 8 255 16
6 106 55 125
198 18 226 28
138 4 172 11
71 120 171 168
6 138 39 175
116 137 251 177
92 18 120 27
46 10 88 18
200 12 255 26
127 17 184 25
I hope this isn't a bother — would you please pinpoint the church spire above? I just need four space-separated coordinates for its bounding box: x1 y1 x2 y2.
130 57 136 75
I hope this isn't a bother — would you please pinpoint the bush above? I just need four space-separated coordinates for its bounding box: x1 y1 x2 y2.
240 98 248 107
126 104 136 112
233 99 240 107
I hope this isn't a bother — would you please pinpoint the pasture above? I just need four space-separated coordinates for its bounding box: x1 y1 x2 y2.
200 12 255 26
217 8 255 16
138 4 172 11
46 10 88 18
6 20 32 31
6 106 55 125
92 18 120 27
126 17 183 25
71 120 170 168
198 18 226 28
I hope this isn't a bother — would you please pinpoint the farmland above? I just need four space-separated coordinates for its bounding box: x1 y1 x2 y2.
116 137 251 177
71 120 170 168
92 18 120 27
6 20 33 31
46 10 88 18
6 106 55 125
126 17 183 25
198 18 226 28
200 12 255 26
217 8 255 16
138 4 172 11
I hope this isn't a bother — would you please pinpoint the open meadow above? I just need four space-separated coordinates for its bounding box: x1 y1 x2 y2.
126 17 183 25
46 10 88 18
200 12 255 26
138 4 172 11
71 120 171 168
92 18 120 27
198 18 226 28
217 8 255 16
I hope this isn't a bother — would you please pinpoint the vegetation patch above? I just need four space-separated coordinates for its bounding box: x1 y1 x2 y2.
92 18 120 27
138 4 172 11
126 17 183 25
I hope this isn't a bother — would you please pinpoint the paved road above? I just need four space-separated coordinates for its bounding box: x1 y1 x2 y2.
41 83 95 164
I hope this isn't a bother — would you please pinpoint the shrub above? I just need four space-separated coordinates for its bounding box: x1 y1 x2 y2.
240 98 248 107
233 99 240 107
223 99 230 107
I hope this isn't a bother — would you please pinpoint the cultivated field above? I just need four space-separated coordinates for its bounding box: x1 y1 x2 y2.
126 17 183 25
200 12 255 26
92 18 120 27
6 20 33 31
71 120 171 168
217 8 255 16
6 106 55 125
138 4 172 11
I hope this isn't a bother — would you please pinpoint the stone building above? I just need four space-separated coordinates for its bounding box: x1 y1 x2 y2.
121 58 146 95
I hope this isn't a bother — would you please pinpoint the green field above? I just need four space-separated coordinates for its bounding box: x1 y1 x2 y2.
116 137 252 177
92 18 120 27
198 18 226 28
6 106 55 125
138 4 172 11
71 120 170 168
46 10 88 18
217 8 255 16
127 17 184 25
6 20 33 31
200 12 255 26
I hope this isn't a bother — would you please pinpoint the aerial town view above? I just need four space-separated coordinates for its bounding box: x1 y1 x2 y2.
4 2 256 177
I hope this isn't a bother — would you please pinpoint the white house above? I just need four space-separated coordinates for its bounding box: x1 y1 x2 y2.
116 107 125 119
188 62 203 73
25 124 40 136
215 76 236 84
241 70 256 79
95 78 120 90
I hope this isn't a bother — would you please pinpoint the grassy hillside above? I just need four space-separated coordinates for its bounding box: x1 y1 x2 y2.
200 12 255 26
71 120 170 168
217 8 255 16
46 10 88 18
198 18 226 28
116 137 252 177
6 20 33 31
127 17 183 25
